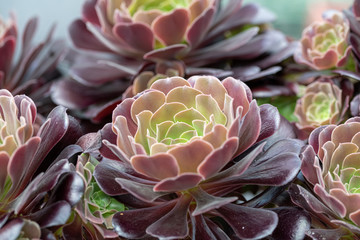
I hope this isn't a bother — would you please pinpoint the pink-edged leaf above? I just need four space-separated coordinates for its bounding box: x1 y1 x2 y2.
112 98 137 135
115 178 168 202
152 8 189 46
257 104 280 142
93 158 149 196
222 77 252 112
154 173 203 192
189 187 237 216
131 153 179 180
198 137 239 179
11 159 70 214
232 100 261 156
113 22 154 52
0 218 24 240
301 145 322 186
82 0 100 25
187 7 214 49
307 228 351 240
288 184 338 218
112 201 176 239
0 153 10 192
0 37 16 77
313 184 347 218
147 194 191 239
7 137 41 199
70 62 133 86
216 203 278 239
29 200 71 228
144 44 187 61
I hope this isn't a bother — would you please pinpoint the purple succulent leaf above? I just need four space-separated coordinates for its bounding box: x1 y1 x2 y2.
251 83 294 98
313 184 347 218
113 23 154 53
190 214 218 239
205 218 231 240
186 67 233 79
0 213 10 229
69 19 112 52
47 172 84 207
186 27 259 66
288 184 338 218
235 152 300 186
270 207 311 240
144 44 188 61
301 145 322 186
330 220 360 235
62 213 84 240
208 3 275 41
334 69 360 81
0 218 23 240
6 137 41 199
262 117 299 150
230 100 261 156
240 66 282 82
93 158 154 196
146 194 191 239
11 159 70 214
203 142 265 185
0 37 16 77
29 200 71 228
189 187 237 216
115 178 168 202
40 229 56 240
21 17 38 54
354 0 360 17
187 7 215 49
256 41 297 69
112 201 176 239
351 94 360 116
54 144 83 163
154 173 204 192
306 228 351 240
70 62 134 86
260 138 303 164
25 106 69 183
82 0 99 25
256 104 280 143
232 66 260 79
215 203 278 239
344 9 360 36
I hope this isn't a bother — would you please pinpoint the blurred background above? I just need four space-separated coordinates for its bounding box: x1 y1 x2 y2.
0 0 354 42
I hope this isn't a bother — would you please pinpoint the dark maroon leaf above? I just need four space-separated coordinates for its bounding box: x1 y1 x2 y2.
47 172 84 207
187 7 214 49
306 228 350 240
270 207 310 240
147 194 191 239
115 178 168 202
189 187 237 216
256 104 280 142
235 152 300 186
62 213 84 240
216 203 278 239
113 201 176 239
0 37 16 76
0 218 23 240
190 215 217 240
29 200 71 228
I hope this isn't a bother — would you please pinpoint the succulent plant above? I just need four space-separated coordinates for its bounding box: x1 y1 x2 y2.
0 14 65 115
0 90 84 239
91 75 304 239
52 0 294 122
294 80 349 136
63 152 125 239
294 10 352 70
290 117 360 238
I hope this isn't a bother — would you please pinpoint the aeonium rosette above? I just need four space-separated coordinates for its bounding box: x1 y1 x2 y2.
294 80 349 136
294 10 352 70
94 76 304 239
290 117 360 238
